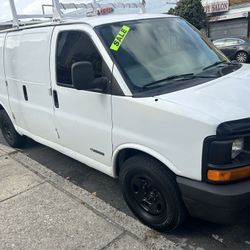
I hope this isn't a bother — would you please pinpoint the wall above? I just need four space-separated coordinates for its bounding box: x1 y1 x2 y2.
230 0 250 5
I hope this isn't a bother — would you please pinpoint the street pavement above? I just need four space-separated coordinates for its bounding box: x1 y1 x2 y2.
0 139 180 250
1 133 250 250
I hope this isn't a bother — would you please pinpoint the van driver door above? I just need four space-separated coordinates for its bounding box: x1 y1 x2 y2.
50 25 113 168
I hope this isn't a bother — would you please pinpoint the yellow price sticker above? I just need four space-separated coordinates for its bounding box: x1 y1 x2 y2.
110 25 131 51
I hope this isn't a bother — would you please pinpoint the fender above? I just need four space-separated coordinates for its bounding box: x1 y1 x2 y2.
112 143 182 177
0 100 22 134
0 101 12 120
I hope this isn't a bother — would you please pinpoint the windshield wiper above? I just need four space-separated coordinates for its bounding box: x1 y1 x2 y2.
143 72 218 89
202 60 228 71
143 73 195 89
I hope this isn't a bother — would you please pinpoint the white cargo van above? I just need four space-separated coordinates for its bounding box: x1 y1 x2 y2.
1 0 250 232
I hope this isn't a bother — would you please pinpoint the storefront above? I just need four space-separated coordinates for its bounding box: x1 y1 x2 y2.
203 0 250 39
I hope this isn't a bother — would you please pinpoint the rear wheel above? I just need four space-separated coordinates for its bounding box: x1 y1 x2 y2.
235 51 248 63
0 111 26 148
119 154 186 232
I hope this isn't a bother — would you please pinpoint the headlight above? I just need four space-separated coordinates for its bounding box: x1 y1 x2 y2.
208 138 245 165
204 118 250 183
231 138 244 159
204 136 250 183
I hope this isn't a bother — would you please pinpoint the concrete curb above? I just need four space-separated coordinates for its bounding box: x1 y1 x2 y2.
2 146 182 250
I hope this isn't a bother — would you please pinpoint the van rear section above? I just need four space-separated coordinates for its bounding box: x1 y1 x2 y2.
0 34 10 115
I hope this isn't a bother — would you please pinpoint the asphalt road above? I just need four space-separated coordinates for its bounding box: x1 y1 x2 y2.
1 134 250 250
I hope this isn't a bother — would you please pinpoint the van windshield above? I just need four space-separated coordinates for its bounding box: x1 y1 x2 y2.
96 17 229 94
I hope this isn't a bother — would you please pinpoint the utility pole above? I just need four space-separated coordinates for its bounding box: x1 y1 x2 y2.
248 12 250 38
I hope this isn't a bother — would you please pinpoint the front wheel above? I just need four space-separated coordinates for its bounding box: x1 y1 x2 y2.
119 155 186 232
0 111 27 148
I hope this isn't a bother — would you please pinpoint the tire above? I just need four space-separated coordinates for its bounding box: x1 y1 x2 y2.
235 51 248 63
119 154 186 232
0 110 26 148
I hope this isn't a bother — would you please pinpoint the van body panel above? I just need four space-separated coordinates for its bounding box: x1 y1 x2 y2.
158 63 250 123
5 27 58 142
111 96 217 181
16 125 113 177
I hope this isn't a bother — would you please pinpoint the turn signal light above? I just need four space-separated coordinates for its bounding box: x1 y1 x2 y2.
207 165 250 182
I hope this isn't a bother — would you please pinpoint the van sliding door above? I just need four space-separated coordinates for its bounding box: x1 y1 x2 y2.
5 27 58 143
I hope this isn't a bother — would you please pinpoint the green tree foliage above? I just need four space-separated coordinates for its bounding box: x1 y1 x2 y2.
168 0 207 30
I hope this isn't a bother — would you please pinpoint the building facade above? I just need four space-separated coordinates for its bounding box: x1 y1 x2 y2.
203 0 250 39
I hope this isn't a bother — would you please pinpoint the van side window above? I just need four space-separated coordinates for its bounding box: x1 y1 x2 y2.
56 31 103 87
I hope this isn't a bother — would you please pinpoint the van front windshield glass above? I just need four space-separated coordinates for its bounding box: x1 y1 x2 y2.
97 17 228 93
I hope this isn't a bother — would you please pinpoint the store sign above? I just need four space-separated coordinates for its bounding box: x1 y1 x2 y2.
202 0 229 14
97 7 114 15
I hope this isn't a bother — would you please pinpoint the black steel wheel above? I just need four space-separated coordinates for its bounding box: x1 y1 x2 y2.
120 154 186 232
0 111 26 148
130 174 166 217
236 51 248 63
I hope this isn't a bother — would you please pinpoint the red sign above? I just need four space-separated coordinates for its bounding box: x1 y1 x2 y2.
97 7 114 15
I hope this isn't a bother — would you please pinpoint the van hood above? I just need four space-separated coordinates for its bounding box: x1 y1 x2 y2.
157 64 250 123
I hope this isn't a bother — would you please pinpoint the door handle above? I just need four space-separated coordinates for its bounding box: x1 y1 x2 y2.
53 90 59 108
22 85 28 101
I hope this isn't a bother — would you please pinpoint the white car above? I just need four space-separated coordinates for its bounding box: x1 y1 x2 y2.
1 6 250 232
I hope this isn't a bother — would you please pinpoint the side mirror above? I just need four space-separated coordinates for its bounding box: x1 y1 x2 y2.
71 61 108 91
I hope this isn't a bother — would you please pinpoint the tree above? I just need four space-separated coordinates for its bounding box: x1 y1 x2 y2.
168 0 207 30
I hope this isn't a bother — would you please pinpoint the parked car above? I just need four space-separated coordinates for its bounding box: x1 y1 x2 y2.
1 10 250 232
213 38 250 63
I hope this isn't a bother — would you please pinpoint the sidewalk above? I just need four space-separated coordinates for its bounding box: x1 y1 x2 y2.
0 143 180 250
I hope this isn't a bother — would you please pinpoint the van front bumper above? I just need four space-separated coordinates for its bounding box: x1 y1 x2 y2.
177 176 250 224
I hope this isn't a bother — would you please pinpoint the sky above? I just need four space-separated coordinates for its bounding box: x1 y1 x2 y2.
0 0 174 22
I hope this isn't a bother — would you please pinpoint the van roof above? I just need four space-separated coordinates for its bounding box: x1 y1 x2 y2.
70 13 170 27
1 13 172 33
